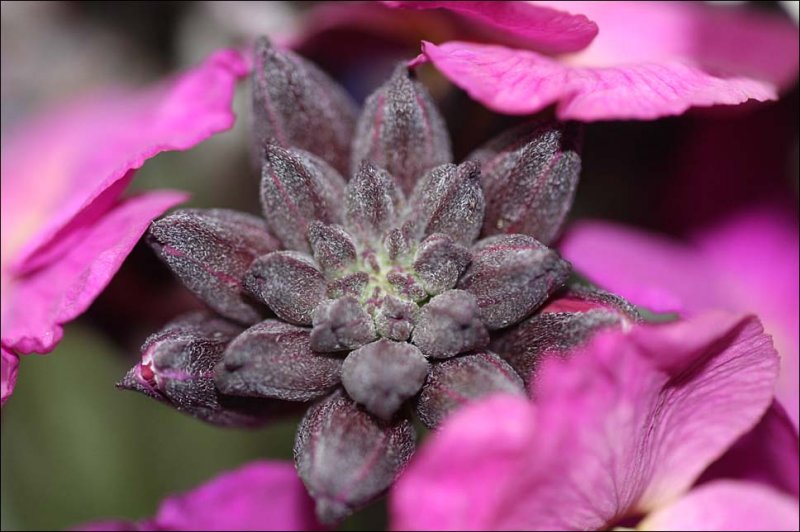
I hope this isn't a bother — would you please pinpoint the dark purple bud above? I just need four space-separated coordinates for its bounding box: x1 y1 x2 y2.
412 290 489 359
383 227 412 260
307 222 357 274
243 251 326 325
386 271 427 302
327 271 369 299
118 312 278 427
252 37 358 176
374 295 417 341
295 389 416 524
458 234 571 330
412 233 471 295
352 64 451 195
341 339 429 420
415 351 524 429
148 209 279 324
311 297 376 352
468 121 582 245
407 162 484 246
491 287 640 386
214 320 342 402
261 144 346 253
344 160 403 239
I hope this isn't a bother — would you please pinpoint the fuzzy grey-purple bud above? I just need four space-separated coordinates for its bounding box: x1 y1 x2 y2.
458 234 571 329
468 121 582 245
412 290 489 359
311 296 376 352
214 320 342 402
341 339 429 420
252 38 358 176
118 312 278 427
261 144 346 253
374 295 417 341
344 160 403 239
307 222 357 274
412 233 471 295
148 209 279 325
415 351 524 429
406 162 485 246
327 271 369 299
294 390 416 524
243 251 326 325
352 64 451 195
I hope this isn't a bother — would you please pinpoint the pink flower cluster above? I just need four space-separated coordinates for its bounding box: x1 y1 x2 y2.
2 2 797 530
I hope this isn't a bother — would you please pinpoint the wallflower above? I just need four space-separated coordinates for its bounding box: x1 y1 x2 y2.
391 312 799 530
0 49 248 405
560 208 800 426
77 461 321 531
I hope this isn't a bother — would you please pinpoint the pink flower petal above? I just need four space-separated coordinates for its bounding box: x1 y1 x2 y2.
1 49 247 275
699 400 799 498
1 346 19 406
391 313 779 530
422 40 780 120
639 480 800 531
2 191 186 354
78 461 321 531
385 1 598 54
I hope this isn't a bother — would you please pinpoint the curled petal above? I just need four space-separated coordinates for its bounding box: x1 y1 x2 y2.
310 296 376 352
148 209 278 324
215 320 342 402
407 162 485 246
244 251 326 326
415 351 524 429
467 121 582 244
1 347 19 407
412 290 489 359
413 233 471 296
252 37 358 176
307 222 357 274
118 312 278 427
295 389 416 524
260 144 346 253
491 286 639 387
458 234 571 329
342 339 429 420
352 64 452 195
374 295 418 341
344 161 404 239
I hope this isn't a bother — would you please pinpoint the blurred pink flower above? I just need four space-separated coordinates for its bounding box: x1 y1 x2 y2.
559 208 800 427
395 1 798 119
77 461 321 531
0 49 248 406
391 312 798 530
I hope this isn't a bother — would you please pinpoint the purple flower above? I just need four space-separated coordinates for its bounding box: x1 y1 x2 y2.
390 312 798 530
77 461 321 531
0 49 248 406
119 38 643 524
560 208 800 427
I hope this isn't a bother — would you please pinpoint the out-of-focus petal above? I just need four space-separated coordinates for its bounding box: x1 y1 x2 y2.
1 346 19 406
2 192 187 354
422 40 780 120
391 313 779 530
699 400 799 498
77 461 321 531
639 480 799 531
386 1 598 54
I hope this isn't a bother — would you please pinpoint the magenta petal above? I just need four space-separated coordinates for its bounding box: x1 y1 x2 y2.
391 313 779 530
2 192 187 354
78 461 321 531
386 1 598 54
1 347 19 406
640 480 799 531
